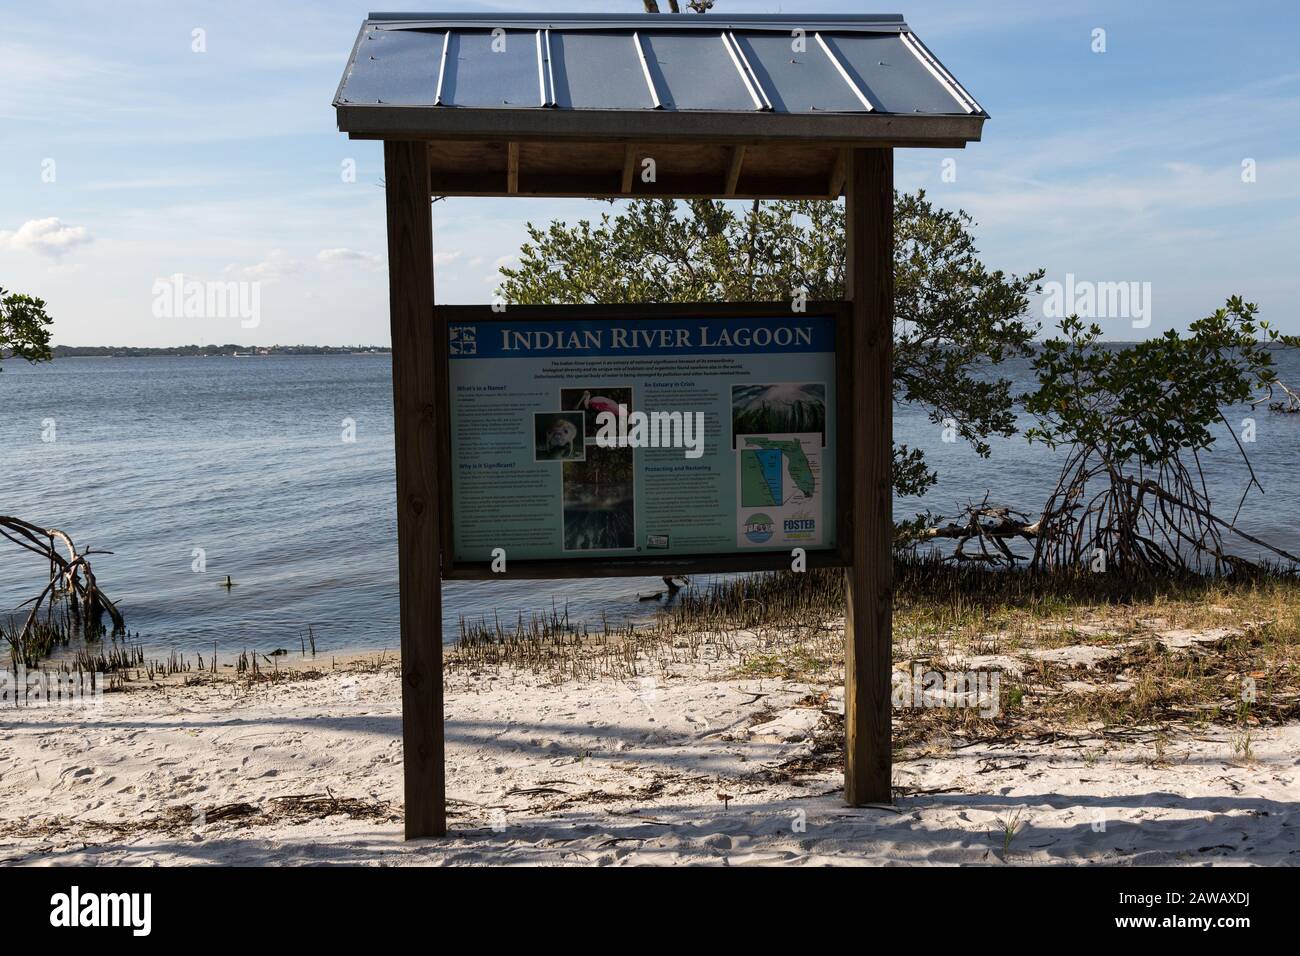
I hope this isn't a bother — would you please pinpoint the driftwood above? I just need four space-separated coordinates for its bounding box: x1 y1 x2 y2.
0 515 123 647
914 498 1040 567
1267 380 1300 414
1249 377 1300 414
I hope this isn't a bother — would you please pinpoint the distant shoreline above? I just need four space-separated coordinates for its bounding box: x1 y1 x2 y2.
44 345 391 358
29 341 1296 361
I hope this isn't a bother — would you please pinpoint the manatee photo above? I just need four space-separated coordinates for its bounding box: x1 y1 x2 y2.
731 383 826 447
534 411 586 461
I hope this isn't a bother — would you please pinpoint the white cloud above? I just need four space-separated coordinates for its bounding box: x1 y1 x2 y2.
0 217 92 259
317 247 383 268
226 249 300 282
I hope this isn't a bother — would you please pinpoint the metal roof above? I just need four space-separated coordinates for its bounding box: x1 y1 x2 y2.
334 12 985 145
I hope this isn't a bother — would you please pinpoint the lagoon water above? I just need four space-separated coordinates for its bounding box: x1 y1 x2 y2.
2 352 1298 659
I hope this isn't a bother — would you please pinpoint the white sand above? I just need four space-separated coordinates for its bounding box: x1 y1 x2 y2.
1 653 1296 866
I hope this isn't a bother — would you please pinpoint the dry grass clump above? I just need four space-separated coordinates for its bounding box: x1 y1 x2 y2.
446 579 847 683
0 793 399 844
443 559 1300 744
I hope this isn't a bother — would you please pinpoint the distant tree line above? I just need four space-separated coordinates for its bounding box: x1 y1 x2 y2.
42 344 389 358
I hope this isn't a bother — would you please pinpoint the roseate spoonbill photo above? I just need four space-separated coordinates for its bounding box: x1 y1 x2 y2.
576 389 621 417
562 386 633 439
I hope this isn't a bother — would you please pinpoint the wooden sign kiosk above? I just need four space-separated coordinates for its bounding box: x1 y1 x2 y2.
333 11 986 837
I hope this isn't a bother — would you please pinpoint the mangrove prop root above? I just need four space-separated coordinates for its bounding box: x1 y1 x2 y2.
0 515 124 648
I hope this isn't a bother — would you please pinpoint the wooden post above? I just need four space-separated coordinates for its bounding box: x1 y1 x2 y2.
843 148 893 806
383 140 446 838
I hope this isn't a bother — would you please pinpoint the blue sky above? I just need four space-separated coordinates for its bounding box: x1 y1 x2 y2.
3 0 1298 346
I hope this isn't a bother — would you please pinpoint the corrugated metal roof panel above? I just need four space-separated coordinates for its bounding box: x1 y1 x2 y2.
639 32 756 112
551 31 655 111
334 13 986 143
339 27 441 106
733 31 870 114
823 33 973 115
440 30 539 108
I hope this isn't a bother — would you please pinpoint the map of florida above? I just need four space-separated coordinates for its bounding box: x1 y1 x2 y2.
744 437 815 498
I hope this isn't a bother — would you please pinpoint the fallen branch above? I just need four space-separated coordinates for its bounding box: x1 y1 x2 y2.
914 498 1040 568
0 516 124 654
1270 380 1300 414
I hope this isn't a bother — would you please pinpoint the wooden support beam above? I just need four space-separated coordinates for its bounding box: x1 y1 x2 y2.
506 142 520 194
724 144 746 196
428 170 830 200
843 147 893 807
828 148 848 198
621 143 637 194
383 140 446 838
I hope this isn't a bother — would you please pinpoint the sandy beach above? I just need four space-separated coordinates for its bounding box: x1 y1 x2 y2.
3 618 1297 866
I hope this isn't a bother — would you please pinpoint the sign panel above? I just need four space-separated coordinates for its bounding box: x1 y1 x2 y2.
440 304 847 576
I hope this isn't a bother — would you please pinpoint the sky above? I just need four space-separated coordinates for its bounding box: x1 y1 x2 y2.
2 0 1298 347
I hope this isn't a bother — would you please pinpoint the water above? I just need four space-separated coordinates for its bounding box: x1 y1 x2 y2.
2 352 1297 659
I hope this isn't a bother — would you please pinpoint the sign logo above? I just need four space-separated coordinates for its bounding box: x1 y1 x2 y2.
449 325 477 355
784 513 817 540
647 533 669 549
743 513 775 544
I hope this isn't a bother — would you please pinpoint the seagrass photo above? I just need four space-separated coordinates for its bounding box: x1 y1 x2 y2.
1 0 1298 923
562 445 636 551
